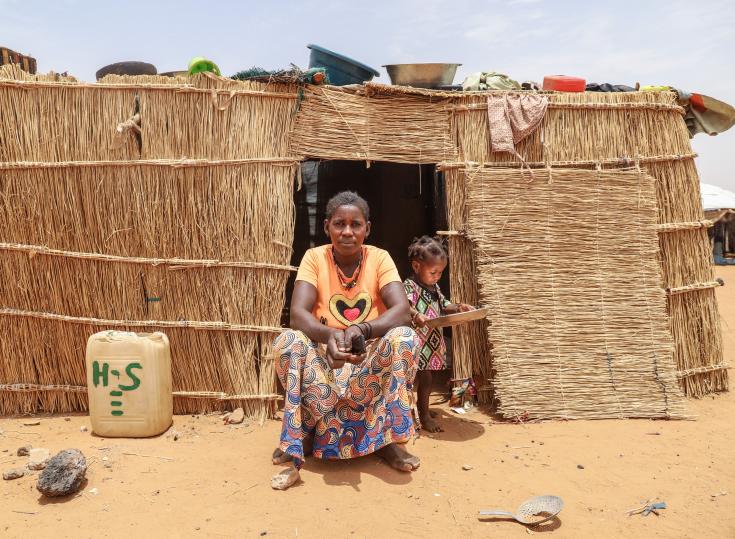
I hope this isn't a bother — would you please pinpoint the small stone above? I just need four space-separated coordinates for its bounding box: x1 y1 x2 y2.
28 448 51 470
225 407 245 425
88 487 98 495
37 449 87 497
80 426 88 432
23 420 40 426
462 464 473 471
64 417 71 422
3 468 25 480
539 442 544 446
260 532 267 537
166 429 181 441
577 464 585 470
17 445 32 456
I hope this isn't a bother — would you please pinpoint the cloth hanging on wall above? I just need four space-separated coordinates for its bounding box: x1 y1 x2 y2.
486 94 549 158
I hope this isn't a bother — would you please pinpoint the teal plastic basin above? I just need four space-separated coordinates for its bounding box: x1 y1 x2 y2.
307 44 379 86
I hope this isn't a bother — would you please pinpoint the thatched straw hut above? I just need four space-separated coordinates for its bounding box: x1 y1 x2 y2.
0 66 725 420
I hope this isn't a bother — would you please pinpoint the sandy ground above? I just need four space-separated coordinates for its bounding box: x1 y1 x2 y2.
2 267 734 539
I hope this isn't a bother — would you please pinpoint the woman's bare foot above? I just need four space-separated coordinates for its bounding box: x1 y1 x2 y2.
272 447 293 465
271 467 301 490
419 406 443 432
377 443 420 472
419 411 443 433
272 434 314 464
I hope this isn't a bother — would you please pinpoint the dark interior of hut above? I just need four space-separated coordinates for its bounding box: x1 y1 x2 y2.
280 160 453 369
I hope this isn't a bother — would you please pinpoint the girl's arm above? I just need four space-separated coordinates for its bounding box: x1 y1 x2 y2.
404 280 421 325
442 302 475 314
438 285 473 314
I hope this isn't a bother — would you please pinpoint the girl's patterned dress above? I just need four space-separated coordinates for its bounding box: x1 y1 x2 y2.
404 277 451 371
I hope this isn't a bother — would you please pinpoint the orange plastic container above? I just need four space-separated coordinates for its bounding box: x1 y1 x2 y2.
543 75 586 92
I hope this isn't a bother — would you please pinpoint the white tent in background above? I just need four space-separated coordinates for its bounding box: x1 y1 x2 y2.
701 183 735 264
701 182 735 211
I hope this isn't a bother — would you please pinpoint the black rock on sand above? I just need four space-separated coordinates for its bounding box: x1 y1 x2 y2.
37 449 87 497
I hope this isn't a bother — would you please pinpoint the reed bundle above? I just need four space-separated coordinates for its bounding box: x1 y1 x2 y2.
464 167 686 419
442 170 493 402
0 73 299 417
0 63 77 82
99 74 189 85
289 85 457 163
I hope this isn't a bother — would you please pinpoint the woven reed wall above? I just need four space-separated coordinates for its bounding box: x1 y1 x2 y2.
463 167 686 419
0 67 300 417
290 83 726 402
289 85 457 163
445 90 726 398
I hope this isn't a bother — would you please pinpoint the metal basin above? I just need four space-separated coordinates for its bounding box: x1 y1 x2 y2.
383 63 461 89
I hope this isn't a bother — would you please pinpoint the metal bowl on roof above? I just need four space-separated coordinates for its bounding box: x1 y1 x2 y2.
383 63 462 89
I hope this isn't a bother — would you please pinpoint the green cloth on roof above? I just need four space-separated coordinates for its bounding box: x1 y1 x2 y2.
461 71 521 91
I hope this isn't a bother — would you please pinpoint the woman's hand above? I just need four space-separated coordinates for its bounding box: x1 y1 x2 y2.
326 329 364 368
413 313 429 328
344 325 367 355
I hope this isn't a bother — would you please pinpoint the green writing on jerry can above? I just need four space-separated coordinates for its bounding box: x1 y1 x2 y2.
91 361 143 416
85 331 173 438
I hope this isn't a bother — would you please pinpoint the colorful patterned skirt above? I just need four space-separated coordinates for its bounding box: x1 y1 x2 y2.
273 326 418 469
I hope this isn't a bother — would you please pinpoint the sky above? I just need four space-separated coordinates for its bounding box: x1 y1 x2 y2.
2 0 734 191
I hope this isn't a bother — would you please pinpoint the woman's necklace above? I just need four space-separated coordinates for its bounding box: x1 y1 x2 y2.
332 247 364 290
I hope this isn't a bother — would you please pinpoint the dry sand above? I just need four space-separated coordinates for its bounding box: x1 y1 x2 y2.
2 266 734 538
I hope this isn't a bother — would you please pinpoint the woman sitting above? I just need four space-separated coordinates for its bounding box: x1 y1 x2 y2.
271 191 420 490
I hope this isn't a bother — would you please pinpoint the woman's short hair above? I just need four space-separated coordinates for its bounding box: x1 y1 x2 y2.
408 235 447 262
325 191 370 221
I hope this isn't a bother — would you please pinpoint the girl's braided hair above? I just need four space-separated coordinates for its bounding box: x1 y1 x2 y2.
408 235 447 263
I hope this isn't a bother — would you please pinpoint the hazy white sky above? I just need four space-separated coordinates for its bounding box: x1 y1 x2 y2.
2 0 733 191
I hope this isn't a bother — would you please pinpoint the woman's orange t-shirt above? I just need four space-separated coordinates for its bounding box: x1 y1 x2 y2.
295 244 401 329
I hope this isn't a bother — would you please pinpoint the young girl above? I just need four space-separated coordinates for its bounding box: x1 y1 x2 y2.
404 236 472 433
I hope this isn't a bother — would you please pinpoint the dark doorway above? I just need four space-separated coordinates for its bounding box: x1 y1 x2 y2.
285 160 448 324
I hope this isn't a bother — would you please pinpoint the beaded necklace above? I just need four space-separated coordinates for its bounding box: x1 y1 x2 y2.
331 246 365 290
